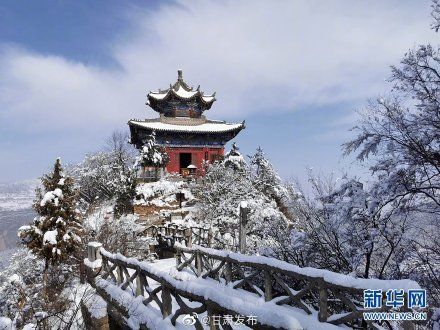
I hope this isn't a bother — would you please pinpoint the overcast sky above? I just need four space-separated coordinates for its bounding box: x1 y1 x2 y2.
0 0 437 184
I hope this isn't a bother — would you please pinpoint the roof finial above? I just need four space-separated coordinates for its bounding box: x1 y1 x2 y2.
177 69 183 81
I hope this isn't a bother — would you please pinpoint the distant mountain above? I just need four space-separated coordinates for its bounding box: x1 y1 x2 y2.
0 179 39 211
0 180 38 257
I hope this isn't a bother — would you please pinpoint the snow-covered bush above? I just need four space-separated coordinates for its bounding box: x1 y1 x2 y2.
134 178 194 209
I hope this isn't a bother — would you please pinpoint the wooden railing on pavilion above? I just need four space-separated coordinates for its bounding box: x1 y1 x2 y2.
174 244 420 328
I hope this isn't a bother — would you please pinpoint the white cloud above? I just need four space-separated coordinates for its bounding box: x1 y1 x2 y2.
0 0 436 133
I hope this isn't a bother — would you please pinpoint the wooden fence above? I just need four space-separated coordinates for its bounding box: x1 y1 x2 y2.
142 203 250 253
142 225 212 248
85 243 282 329
84 242 422 329
175 245 420 329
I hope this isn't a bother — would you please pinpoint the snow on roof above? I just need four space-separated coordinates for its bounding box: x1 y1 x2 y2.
148 88 215 103
129 119 244 134
148 70 216 104
174 85 198 98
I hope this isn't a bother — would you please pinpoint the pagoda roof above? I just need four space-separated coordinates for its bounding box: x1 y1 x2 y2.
128 118 244 134
147 70 216 110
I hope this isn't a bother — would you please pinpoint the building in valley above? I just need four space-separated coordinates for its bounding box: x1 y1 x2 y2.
128 70 245 176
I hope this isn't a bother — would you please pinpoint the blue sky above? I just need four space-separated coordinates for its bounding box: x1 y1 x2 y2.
0 0 437 184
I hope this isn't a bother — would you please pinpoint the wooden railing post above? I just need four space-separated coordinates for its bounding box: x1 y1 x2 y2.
207 228 213 247
318 280 328 322
196 251 203 277
116 265 123 284
186 228 193 248
175 249 182 268
161 287 172 318
85 242 102 286
87 242 102 263
402 293 415 330
135 269 145 297
225 261 232 284
207 307 216 330
264 270 272 302
239 202 249 253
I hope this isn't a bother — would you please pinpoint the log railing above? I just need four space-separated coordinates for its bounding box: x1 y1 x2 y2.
174 245 420 328
142 225 215 248
84 242 285 329
143 224 240 252
85 242 421 329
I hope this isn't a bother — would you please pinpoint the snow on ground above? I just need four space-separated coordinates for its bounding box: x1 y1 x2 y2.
0 317 13 330
135 179 194 207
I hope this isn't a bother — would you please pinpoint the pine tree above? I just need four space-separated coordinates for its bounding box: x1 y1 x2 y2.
18 158 83 269
249 147 296 221
249 147 281 197
223 142 246 172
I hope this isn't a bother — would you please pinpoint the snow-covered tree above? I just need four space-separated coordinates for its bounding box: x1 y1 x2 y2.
95 213 152 258
286 171 439 307
18 158 83 269
72 130 137 216
249 147 296 221
73 151 118 203
134 131 169 168
0 249 44 324
223 142 246 172
344 46 440 217
193 145 288 253
344 11 440 307
432 0 440 32
0 249 74 328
